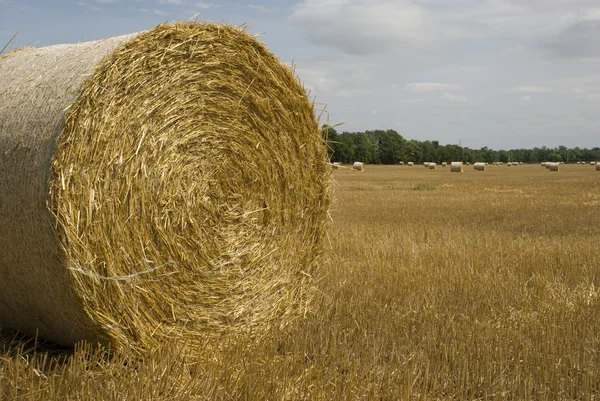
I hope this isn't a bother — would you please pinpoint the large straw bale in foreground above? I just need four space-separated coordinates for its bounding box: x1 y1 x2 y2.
0 23 330 352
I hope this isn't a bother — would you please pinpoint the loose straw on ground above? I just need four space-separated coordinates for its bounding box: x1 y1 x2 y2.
0 22 330 353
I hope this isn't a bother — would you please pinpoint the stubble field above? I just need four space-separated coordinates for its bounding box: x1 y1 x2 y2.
2 163 600 400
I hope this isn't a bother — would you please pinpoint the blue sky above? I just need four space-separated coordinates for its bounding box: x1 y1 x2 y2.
2 0 600 149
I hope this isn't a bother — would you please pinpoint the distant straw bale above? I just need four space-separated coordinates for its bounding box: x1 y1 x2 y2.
596 163 600 171
442 162 447 167
450 161 463 172
548 162 560 171
429 163 437 170
399 161 404 165
0 23 330 352
474 162 486 171
407 162 414 166
353 162 364 171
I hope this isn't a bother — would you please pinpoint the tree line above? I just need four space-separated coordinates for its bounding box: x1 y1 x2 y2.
323 126 600 165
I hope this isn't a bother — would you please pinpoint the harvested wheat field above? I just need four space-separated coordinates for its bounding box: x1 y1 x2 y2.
1 163 599 399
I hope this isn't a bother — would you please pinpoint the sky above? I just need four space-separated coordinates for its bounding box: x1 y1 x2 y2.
1 0 600 149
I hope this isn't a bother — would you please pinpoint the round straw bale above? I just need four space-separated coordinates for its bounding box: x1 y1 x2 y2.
596 163 600 171
399 161 404 165
429 162 437 169
474 162 486 171
450 161 463 172
353 161 364 171
548 162 560 171
442 162 447 167
541 162 546 166
0 23 330 352
591 161 596 165
408 162 414 166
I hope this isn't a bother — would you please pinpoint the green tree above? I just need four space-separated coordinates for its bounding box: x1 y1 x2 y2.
334 134 356 164
353 133 377 163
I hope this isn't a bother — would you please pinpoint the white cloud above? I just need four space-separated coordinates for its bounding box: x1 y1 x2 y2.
289 0 430 55
92 0 118 3
520 95 532 105
295 67 340 95
77 1 102 11
441 92 467 103
509 85 553 93
539 19 600 59
195 1 217 9
406 83 462 93
290 0 600 59
587 93 600 100
156 0 218 7
139 8 170 15
336 88 371 97
247 4 277 13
